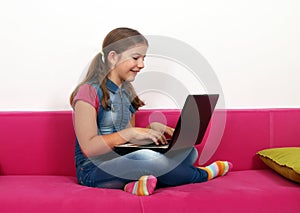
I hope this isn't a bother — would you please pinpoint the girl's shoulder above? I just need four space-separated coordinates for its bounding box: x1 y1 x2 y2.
73 83 100 111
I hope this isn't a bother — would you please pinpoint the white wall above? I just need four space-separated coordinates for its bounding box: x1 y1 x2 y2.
0 0 299 110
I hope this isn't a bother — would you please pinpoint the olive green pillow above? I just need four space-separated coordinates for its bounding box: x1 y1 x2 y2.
257 147 300 183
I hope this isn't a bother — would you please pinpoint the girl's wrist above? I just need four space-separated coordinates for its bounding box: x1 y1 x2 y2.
116 128 135 144
146 122 156 129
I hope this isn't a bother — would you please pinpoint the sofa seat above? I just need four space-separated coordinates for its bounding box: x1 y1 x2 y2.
1 175 141 212
1 170 299 213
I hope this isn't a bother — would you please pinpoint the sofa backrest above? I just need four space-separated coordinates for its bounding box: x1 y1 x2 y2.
0 109 299 176
200 109 300 170
0 111 76 176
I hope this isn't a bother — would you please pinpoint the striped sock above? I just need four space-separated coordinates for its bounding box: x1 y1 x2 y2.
199 161 233 180
124 175 157 196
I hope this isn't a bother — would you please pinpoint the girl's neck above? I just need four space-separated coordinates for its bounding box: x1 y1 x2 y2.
107 75 123 88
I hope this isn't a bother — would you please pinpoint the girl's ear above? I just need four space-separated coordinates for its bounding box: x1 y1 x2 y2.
107 51 119 67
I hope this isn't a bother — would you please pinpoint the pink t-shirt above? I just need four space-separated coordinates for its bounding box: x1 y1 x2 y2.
73 84 100 112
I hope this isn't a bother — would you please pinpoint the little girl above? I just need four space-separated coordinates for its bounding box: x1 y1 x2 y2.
70 27 232 196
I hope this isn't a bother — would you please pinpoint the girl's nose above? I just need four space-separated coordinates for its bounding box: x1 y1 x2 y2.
137 58 144 69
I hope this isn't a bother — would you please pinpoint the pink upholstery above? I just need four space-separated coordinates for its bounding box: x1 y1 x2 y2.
1 175 142 212
0 112 76 176
1 109 300 213
198 109 300 169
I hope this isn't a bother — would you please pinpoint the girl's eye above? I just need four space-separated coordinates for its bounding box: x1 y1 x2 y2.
132 55 145 61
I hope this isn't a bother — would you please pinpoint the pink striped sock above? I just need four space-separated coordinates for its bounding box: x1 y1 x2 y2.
199 161 233 180
124 175 157 196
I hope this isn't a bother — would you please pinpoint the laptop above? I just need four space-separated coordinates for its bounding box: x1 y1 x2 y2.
114 94 219 155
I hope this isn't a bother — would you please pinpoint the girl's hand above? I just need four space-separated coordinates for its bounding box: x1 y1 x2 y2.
147 122 174 138
128 127 168 145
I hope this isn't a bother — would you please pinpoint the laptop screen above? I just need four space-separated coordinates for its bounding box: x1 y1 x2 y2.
169 94 219 150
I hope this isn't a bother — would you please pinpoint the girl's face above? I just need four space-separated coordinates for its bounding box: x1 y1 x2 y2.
108 44 147 86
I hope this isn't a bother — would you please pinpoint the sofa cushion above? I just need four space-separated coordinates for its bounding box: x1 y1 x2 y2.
1 171 300 213
0 112 76 176
0 175 142 213
257 147 300 183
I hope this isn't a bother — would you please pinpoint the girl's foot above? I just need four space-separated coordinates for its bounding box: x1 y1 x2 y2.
124 175 157 196
199 161 233 180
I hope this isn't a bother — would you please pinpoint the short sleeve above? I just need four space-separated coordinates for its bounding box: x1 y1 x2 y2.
73 84 100 112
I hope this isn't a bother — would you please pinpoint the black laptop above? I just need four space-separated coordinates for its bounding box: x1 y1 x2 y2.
114 94 219 155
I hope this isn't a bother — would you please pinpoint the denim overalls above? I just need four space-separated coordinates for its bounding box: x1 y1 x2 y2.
75 79 208 189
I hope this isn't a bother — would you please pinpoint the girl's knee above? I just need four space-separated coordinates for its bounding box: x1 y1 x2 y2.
126 149 162 160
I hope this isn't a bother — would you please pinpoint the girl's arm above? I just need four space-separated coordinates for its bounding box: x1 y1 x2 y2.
129 114 135 127
74 101 165 157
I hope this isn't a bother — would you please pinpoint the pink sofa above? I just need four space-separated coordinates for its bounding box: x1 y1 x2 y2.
1 109 300 213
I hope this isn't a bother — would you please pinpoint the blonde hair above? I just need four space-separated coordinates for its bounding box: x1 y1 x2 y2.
70 27 147 110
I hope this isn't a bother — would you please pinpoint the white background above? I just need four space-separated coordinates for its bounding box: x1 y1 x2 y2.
0 0 299 110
